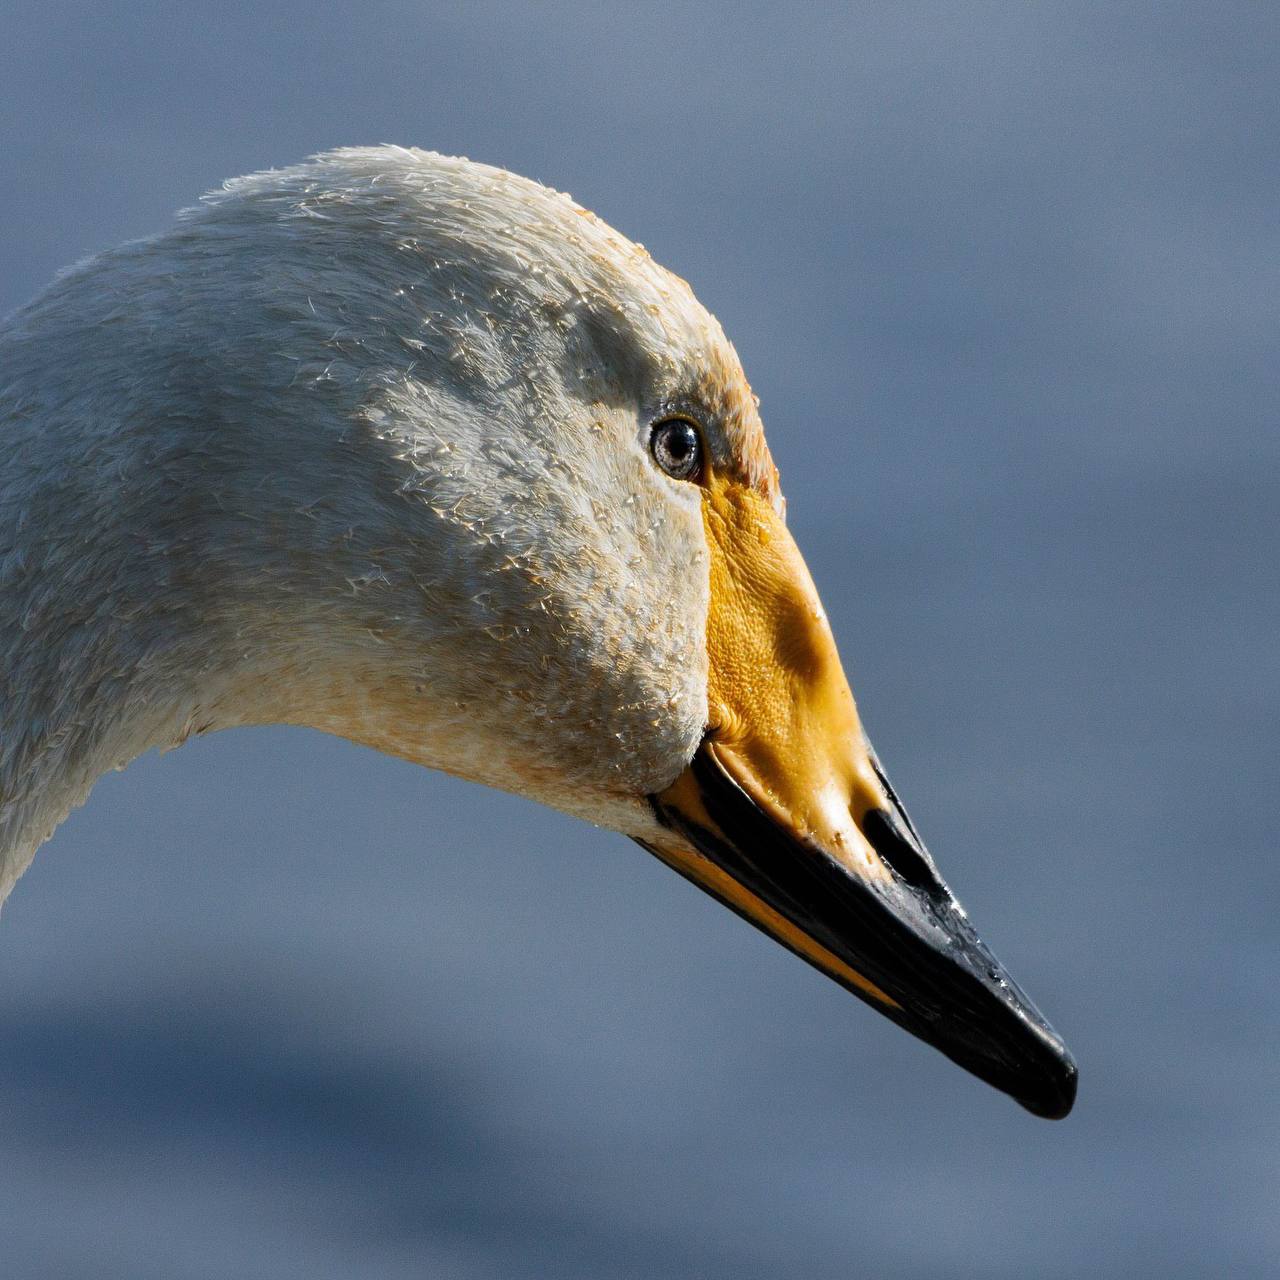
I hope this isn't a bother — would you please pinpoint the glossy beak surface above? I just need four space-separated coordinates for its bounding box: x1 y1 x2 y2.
639 472 1076 1118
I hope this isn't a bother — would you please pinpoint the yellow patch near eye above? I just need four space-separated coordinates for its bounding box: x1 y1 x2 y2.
699 473 890 883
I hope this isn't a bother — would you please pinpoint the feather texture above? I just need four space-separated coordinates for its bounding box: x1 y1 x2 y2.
0 147 778 901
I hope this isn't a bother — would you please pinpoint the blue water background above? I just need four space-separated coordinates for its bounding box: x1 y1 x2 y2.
1 4 1277 1275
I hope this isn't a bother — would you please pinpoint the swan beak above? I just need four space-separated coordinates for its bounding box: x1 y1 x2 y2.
640 475 1077 1119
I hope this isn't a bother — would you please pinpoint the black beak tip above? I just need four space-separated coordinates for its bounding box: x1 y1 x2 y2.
1015 1044 1078 1120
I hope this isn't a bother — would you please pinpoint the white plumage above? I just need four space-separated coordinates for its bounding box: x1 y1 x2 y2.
0 146 771 899
0 147 1077 1117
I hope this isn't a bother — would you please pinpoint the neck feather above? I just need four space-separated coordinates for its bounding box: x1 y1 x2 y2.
0 489 263 903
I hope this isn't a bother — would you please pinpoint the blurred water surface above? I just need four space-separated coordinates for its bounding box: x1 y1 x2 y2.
1 3 1277 1276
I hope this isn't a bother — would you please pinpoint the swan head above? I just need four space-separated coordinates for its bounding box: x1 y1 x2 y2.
3 147 1075 1117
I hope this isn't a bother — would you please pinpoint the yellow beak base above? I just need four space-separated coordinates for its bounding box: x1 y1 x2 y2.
640 472 1077 1119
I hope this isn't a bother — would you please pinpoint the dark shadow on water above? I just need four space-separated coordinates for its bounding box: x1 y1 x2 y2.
0 983 779 1280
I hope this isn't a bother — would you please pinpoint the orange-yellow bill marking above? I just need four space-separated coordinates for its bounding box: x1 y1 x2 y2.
698 470 890 880
652 466 911 1005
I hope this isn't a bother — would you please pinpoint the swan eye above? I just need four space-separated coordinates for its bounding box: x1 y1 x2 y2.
650 418 703 482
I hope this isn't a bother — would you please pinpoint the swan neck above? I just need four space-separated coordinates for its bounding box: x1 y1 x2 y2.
0 428 251 905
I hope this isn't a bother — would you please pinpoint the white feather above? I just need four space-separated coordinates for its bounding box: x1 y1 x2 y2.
0 147 776 902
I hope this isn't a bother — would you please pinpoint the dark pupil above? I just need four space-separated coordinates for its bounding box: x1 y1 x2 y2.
664 427 693 461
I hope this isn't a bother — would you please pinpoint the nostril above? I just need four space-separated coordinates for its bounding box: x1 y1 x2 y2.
860 807 941 893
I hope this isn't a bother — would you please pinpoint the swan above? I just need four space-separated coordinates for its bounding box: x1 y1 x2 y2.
0 146 1075 1118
